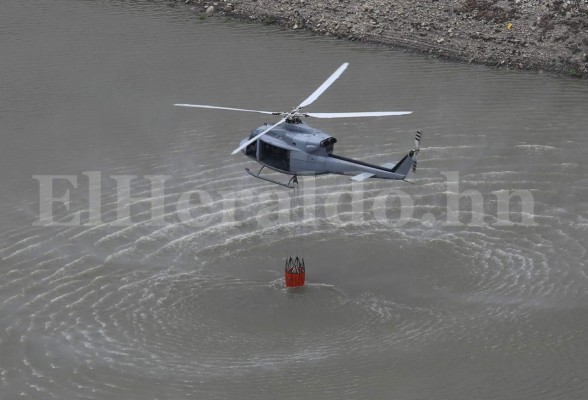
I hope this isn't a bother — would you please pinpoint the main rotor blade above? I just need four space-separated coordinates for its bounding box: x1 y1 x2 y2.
231 117 287 155
174 104 276 115
305 111 413 118
298 63 349 108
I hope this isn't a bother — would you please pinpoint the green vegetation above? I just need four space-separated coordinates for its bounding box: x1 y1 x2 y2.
569 67 583 78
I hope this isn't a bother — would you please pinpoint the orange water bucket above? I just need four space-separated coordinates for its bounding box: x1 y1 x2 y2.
285 256 305 288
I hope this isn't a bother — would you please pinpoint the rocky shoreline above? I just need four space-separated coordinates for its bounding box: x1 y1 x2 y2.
170 0 588 78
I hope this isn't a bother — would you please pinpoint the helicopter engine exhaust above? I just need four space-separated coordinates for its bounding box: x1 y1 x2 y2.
320 137 337 147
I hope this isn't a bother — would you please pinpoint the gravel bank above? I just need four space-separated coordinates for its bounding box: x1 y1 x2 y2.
176 0 588 77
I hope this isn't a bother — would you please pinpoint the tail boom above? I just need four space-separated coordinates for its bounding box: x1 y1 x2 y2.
334 130 422 182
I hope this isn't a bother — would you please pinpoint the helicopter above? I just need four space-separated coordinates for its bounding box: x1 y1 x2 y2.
175 63 422 188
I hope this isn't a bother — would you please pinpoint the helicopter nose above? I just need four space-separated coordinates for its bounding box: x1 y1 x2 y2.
237 139 248 153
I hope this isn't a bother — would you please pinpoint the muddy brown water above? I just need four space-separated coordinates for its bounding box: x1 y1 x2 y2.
1 0 588 399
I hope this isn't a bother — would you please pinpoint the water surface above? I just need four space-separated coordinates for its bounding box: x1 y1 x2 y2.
1 0 588 399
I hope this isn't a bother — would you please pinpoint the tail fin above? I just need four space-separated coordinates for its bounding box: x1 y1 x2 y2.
391 130 422 178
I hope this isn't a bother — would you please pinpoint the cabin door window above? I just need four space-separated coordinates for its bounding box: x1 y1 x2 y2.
260 141 290 172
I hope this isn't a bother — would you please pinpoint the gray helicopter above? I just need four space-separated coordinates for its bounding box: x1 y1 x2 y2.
175 63 422 188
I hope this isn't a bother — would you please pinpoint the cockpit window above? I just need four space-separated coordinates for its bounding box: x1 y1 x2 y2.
245 141 257 157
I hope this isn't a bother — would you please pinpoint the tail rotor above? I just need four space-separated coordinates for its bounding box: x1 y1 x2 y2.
412 130 422 173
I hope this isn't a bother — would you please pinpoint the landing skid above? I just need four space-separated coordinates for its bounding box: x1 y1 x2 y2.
245 166 298 189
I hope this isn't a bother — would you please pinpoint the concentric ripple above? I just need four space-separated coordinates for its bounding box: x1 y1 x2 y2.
2 0 588 398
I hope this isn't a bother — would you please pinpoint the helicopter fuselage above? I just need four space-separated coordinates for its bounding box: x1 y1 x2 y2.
240 121 414 182
175 62 420 188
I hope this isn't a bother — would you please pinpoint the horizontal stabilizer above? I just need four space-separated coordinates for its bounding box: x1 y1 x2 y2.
350 172 375 182
381 162 395 169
